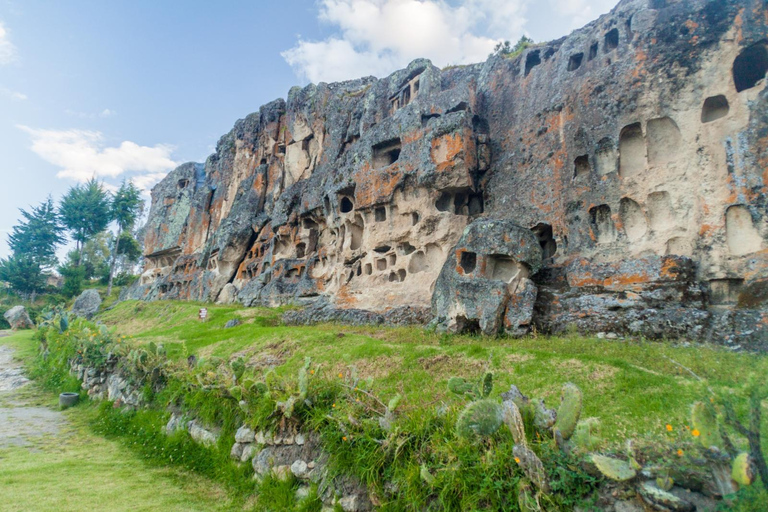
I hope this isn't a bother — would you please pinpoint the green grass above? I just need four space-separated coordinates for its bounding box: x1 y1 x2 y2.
100 300 768 443
0 331 238 512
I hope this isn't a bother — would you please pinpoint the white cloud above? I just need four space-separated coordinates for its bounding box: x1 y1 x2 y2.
17 126 177 192
65 108 117 119
282 0 528 83
548 0 616 29
0 87 26 100
0 21 17 65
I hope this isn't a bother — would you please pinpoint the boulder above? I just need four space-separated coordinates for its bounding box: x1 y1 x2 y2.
72 289 102 320
3 306 34 330
432 219 543 336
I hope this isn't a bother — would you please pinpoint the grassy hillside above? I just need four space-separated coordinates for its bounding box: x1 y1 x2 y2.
99 300 768 443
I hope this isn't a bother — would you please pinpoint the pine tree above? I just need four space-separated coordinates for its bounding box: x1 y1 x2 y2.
7 196 64 269
107 180 143 295
59 178 112 266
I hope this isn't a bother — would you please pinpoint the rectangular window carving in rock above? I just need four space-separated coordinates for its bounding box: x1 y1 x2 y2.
604 28 619 52
588 42 598 61
525 50 541 76
589 205 618 244
733 41 768 92
574 155 590 178
486 255 529 283
374 207 387 222
178 179 189 189
595 138 617 176
568 53 584 71
701 95 730 123
619 123 646 177
373 138 401 168
709 279 744 305
646 117 681 167
726 205 763 256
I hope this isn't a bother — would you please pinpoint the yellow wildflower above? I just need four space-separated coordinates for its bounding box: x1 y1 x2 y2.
692 429 700 437
514 457 520 464
342 436 348 441
677 449 684 457
338 373 343 379
666 424 673 432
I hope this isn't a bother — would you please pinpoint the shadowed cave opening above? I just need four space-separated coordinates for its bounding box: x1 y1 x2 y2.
568 53 584 71
604 29 619 52
701 95 730 123
373 138 402 168
340 197 354 213
525 50 541 76
459 251 477 274
733 41 768 92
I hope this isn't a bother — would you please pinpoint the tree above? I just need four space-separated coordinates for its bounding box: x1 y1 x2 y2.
107 180 143 295
490 35 534 58
59 178 111 266
7 196 64 270
0 255 47 299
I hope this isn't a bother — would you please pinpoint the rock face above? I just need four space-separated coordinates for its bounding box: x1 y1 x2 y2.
126 0 768 348
72 290 101 320
432 220 542 336
3 306 34 330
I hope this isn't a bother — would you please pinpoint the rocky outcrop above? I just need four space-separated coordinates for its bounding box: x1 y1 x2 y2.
72 289 102 320
127 0 768 348
3 306 34 330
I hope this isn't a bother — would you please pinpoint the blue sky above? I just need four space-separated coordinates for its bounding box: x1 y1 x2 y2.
0 0 616 259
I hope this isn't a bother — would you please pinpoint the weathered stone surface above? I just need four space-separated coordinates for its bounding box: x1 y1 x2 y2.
187 420 218 446
72 290 101 320
432 219 543 335
126 0 768 348
3 306 34 330
235 425 255 443
224 318 241 329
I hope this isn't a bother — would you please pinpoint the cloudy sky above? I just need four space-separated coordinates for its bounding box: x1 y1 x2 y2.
0 0 617 258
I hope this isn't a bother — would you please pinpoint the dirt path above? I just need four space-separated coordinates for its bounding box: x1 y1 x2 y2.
0 335 66 448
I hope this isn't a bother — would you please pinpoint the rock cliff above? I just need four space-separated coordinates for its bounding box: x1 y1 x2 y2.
127 0 768 349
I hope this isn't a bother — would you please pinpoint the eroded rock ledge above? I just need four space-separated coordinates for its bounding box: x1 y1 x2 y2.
126 0 768 349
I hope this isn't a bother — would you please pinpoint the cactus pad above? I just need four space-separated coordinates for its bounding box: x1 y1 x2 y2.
732 453 754 486
455 399 503 438
554 383 582 440
591 454 637 482
514 444 551 493
691 401 720 450
502 400 527 446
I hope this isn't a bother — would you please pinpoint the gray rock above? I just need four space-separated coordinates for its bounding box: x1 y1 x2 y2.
216 283 238 304
72 290 102 320
291 459 309 479
165 413 188 434
230 442 245 460
432 219 542 336
235 425 255 443
240 443 257 462
224 318 241 329
3 306 34 330
187 420 218 446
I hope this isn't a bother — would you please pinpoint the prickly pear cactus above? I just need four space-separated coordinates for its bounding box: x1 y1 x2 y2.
502 400 527 446
448 376 475 396
571 418 602 452
481 371 493 398
230 357 246 384
554 383 582 440
691 401 720 450
514 444 551 493
455 399 503 438
591 454 637 482
229 386 243 401
732 453 754 486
